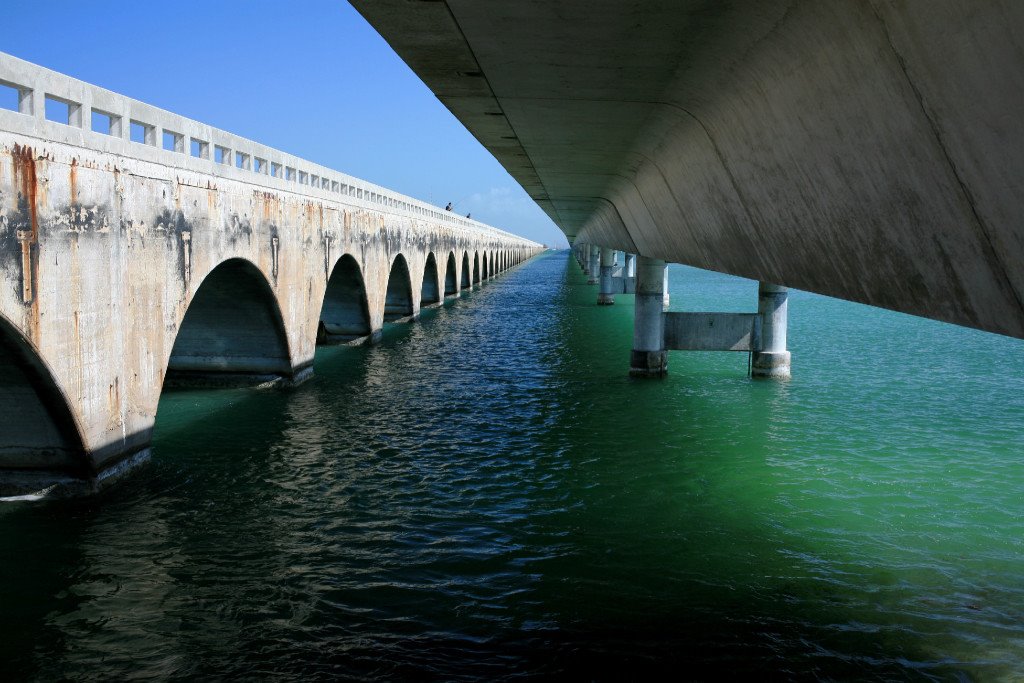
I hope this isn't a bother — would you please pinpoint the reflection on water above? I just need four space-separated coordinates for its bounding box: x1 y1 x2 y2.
2 251 1023 680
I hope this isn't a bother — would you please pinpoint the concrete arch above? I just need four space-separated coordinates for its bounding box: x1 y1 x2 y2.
473 251 481 284
0 314 87 482
461 251 472 289
384 253 415 321
318 253 372 344
166 258 293 386
444 251 459 297
421 252 441 306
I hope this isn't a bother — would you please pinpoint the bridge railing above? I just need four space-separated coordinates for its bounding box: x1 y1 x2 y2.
0 51 537 246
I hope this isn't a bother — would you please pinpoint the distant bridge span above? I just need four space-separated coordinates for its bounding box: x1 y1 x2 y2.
0 53 541 495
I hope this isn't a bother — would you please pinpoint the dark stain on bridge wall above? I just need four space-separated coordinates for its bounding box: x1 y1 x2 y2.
267 222 280 285
4 146 40 338
154 209 194 284
226 212 253 246
58 202 111 234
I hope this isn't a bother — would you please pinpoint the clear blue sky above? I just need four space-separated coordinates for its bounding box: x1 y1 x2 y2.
3 0 567 247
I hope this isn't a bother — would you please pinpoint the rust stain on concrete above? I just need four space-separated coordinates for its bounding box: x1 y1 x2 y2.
69 157 78 204
11 144 40 343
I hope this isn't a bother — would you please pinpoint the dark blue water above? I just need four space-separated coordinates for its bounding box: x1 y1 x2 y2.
2 250 1023 680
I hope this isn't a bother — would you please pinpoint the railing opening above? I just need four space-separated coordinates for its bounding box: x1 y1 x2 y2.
190 138 209 159
130 120 154 145
90 109 119 136
0 82 19 112
163 130 184 153
45 95 79 126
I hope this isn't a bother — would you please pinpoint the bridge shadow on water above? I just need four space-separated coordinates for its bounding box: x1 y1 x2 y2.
0 251 1018 680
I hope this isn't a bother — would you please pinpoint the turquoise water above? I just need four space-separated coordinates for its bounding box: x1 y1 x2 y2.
2 250 1023 680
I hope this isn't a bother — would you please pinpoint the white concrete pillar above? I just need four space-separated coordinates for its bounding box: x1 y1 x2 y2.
587 245 600 284
752 282 791 379
630 256 667 377
662 266 671 310
598 246 615 305
624 253 636 278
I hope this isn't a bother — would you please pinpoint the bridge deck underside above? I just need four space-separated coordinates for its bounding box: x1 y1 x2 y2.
352 0 1024 338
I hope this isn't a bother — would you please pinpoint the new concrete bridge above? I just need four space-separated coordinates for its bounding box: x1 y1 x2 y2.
353 1 1024 374
0 53 541 495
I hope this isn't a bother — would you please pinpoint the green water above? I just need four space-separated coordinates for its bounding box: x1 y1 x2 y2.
1 250 1022 680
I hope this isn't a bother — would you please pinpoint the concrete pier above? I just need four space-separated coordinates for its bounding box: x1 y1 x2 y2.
630 256 667 377
587 246 600 284
624 253 636 279
598 247 615 305
752 283 791 379
663 268 671 311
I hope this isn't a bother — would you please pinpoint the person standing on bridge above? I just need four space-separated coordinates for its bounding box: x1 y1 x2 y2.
445 202 453 211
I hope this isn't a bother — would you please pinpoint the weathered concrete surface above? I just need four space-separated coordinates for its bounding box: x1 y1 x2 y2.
352 0 1024 339
752 283 791 379
630 256 668 378
0 53 540 494
663 312 759 353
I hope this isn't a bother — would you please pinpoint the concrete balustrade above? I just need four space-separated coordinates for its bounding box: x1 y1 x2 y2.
0 52 521 240
0 53 542 496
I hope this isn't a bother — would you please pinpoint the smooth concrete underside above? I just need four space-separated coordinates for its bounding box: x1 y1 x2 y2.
351 0 1024 338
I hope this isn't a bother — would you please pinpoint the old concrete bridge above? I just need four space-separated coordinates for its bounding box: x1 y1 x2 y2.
0 53 541 495
353 1 1024 376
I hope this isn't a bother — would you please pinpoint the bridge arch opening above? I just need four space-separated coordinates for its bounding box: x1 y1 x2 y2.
473 252 481 284
166 258 292 386
444 251 458 296
461 252 471 289
482 253 489 280
0 315 86 480
318 254 372 344
421 252 441 306
384 254 414 321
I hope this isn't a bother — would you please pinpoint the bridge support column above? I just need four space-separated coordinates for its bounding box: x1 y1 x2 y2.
752 282 791 379
630 256 667 377
598 247 616 305
663 266 671 310
624 253 636 278
587 246 600 284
